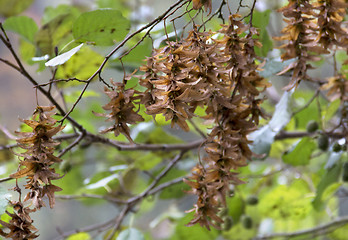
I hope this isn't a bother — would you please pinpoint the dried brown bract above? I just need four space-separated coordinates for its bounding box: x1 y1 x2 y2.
314 0 348 49
0 201 39 240
275 0 348 90
275 0 323 90
138 16 270 228
139 28 221 131
192 0 212 14
94 81 144 143
181 15 270 229
3 106 64 239
10 106 64 209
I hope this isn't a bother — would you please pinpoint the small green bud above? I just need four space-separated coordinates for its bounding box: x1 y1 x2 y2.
306 120 319 133
242 215 253 229
332 142 342 152
246 195 259 205
318 134 329 151
222 216 233 231
342 162 348 182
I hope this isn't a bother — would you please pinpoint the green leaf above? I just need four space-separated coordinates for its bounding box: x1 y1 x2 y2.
171 212 219 240
42 4 81 25
19 39 36 65
227 195 245 223
45 43 84 67
293 90 326 130
259 181 312 220
67 232 91 240
158 168 188 199
312 162 342 211
322 182 341 200
0 0 34 17
3 16 38 43
55 46 104 82
325 151 342 169
268 90 293 132
249 125 274 158
117 228 145 240
323 99 340 126
134 152 162 171
35 14 75 56
121 38 152 65
249 10 273 57
249 90 293 159
259 59 295 78
57 167 84 195
73 9 130 45
330 222 348 240
96 0 128 11
282 137 316 166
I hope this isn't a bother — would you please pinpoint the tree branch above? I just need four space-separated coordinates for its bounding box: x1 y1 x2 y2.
254 216 348 240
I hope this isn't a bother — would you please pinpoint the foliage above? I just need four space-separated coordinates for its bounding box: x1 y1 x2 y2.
0 0 347 240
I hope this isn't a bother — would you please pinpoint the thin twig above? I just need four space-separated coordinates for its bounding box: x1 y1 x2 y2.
104 205 131 240
105 151 185 239
188 119 207 139
56 193 126 204
292 89 320 116
0 124 17 139
148 176 183 195
0 57 21 71
57 131 86 158
0 177 13 183
2 130 345 152
35 78 89 87
132 151 185 200
85 133 203 152
53 216 118 240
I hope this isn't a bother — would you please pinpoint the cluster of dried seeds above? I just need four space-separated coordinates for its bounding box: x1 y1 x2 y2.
1 106 64 239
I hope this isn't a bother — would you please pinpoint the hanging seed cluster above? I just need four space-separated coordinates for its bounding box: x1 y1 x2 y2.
136 15 268 229
275 0 348 90
1 106 63 239
97 15 269 229
276 0 348 147
94 81 144 143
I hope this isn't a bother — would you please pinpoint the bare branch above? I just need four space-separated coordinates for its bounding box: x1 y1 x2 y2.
84 132 204 152
56 193 126 204
35 78 89 87
57 132 86 158
254 216 348 240
0 177 13 183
